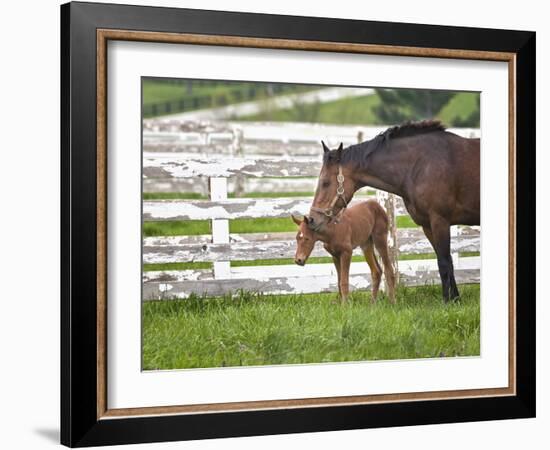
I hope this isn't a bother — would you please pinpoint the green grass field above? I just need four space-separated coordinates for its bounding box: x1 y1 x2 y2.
142 284 480 370
240 94 381 124
239 91 480 126
142 81 263 105
142 79 319 116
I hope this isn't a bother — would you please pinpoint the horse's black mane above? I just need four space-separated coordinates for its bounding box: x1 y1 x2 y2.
385 119 446 139
325 120 446 167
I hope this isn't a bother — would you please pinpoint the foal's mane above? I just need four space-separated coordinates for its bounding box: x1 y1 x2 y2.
326 120 446 167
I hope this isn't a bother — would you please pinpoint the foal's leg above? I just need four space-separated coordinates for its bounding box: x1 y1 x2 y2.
427 217 460 302
362 239 382 303
373 232 396 304
338 251 352 303
331 254 342 299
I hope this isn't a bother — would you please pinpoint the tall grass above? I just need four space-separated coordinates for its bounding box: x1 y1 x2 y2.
142 284 480 370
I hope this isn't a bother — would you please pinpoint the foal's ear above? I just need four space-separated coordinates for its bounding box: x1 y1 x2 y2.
321 141 330 154
291 214 302 226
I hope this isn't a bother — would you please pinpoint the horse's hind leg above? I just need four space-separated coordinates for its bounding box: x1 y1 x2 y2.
373 231 396 304
425 218 460 302
362 238 382 303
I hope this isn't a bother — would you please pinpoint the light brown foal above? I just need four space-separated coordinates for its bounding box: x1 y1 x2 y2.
292 200 396 303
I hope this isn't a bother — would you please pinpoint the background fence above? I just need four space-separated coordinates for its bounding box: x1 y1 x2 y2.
142 121 481 300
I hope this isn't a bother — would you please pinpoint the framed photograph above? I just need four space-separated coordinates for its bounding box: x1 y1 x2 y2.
61 1 535 447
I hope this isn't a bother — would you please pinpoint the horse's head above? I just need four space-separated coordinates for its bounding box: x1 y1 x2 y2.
308 141 355 231
291 214 317 266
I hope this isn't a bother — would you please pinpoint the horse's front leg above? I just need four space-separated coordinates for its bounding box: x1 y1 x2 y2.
331 254 342 299
338 251 352 303
425 218 460 302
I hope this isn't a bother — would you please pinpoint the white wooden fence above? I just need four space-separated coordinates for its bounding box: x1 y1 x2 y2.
142 121 481 300
143 121 480 195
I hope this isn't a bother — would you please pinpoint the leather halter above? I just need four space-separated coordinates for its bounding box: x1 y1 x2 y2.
310 165 348 223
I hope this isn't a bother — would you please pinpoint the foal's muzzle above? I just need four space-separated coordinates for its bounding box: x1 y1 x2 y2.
294 257 306 266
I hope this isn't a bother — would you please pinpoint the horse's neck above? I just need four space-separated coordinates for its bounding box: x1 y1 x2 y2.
353 147 407 197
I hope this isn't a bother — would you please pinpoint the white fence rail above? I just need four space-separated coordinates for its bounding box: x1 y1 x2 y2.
143 228 480 265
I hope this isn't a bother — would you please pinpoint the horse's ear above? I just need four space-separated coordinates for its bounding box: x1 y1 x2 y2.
291 214 302 226
321 141 330 154
337 142 344 159
303 215 310 224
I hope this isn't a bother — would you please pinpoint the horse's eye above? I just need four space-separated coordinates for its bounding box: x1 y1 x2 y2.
322 180 330 188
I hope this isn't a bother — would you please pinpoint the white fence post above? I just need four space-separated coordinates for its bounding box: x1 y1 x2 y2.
210 177 231 279
231 127 245 197
451 225 459 269
376 190 400 289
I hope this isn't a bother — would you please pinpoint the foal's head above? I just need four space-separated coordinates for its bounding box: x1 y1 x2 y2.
291 214 317 266
309 141 355 231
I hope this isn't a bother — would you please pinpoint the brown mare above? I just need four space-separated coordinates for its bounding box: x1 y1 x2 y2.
292 200 396 303
309 120 479 302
